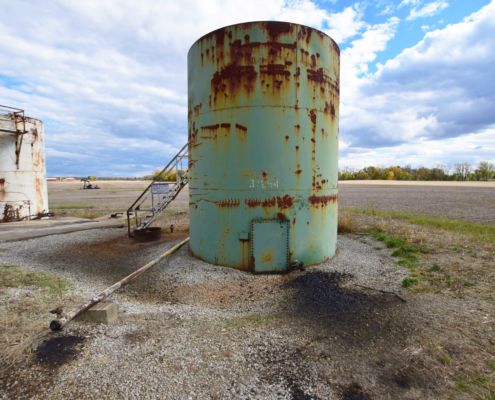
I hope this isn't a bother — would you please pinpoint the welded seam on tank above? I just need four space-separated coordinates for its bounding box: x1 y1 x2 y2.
194 105 338 116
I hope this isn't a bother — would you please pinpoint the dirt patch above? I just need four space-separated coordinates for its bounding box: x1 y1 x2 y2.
340 383 372 400
122 329 152 344
36 335 85 367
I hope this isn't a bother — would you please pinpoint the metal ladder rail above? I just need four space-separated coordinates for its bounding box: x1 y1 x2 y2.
138 172 189 229
127 143 188 236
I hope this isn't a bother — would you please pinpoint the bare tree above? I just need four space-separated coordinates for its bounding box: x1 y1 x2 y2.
454 162 471 181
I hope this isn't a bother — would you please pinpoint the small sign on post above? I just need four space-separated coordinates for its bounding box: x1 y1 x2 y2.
151 182 171 195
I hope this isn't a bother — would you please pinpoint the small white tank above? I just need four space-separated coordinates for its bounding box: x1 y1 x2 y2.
0 106 48 222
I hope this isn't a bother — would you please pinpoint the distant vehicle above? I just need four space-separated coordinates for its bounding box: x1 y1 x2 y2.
81 178 100 190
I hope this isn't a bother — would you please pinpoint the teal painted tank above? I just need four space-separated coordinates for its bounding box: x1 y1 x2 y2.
188 21 339 272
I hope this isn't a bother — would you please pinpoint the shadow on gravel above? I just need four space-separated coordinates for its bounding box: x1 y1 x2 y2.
36 335 85 368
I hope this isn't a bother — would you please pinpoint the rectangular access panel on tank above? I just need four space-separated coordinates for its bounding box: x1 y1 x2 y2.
251 219 289 273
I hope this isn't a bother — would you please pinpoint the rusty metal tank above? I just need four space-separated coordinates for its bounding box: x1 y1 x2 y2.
188 21 339 272
0 106 49 222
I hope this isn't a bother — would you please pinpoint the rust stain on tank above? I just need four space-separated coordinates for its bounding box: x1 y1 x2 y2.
240 239 249 269
214 28 226 46
202 124 220 130
310 54 316 68
324 101 336 117
200 123 231 140
277 212 287 221
194 104 202 117
211 64 257 100
309 109 317 189
308 195 337 207
245 197 276 208
265 21 292 39
0 178 5 201
244 195 294 209
277 195 294 209
309 109 317 125
215 199 240 208
260 64 291 77
235 123 248 140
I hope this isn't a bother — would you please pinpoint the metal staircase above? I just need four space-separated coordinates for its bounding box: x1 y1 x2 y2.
127 143 189 237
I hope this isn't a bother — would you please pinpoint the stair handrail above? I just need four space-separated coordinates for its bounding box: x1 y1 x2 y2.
127 142 189 236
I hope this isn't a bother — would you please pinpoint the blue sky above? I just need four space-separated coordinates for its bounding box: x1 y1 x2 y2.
0 0 494 176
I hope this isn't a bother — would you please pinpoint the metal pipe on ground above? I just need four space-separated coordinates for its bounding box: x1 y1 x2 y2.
49 237 190 331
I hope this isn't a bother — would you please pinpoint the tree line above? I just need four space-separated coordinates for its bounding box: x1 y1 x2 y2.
339 162 495 181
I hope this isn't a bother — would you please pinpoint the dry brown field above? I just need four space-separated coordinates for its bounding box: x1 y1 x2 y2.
48 180 495 225
339 180 495 224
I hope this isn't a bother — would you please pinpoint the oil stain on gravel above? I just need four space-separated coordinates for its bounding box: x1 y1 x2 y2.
284 270 401 322
36 335 85 367
283 269 417 376
287 377 321 400
340 383 372 400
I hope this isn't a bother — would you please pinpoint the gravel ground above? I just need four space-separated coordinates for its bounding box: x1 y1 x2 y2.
0 228 492 399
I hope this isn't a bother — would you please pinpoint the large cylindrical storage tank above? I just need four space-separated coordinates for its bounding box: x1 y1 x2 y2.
0 110 48 222
188 21 339 272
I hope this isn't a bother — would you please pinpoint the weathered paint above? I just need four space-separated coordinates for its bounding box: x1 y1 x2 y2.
188 21 339 271
251 219 289 272
0 109 49 222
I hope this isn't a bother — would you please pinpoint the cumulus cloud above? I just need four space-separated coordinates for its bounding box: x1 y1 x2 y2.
0 0 365 176
340 126 495 170
0 0 493 175
398 0 420 8
340 0 495 160
406 1 449 20
324 5 366 43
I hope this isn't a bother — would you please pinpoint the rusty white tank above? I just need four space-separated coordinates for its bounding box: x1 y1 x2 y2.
0 105 48 222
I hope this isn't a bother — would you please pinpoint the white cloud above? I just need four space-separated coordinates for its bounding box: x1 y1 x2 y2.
340 126 495 169
0 0 493 175
407 1 449 21
398 0 420 8
339 16 400 122
324 5 366 43
340 0 495 160
0 0 366 175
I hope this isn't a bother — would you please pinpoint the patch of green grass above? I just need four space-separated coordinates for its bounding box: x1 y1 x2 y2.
223 314 278 329
370 228 426 290
486 360 495 371
347 207 495 246
371 228 420 268
437 354 452 366
402 277 418 288
455 372 495 400
368 227 479 293
429 263 441 272
0 265 71 296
